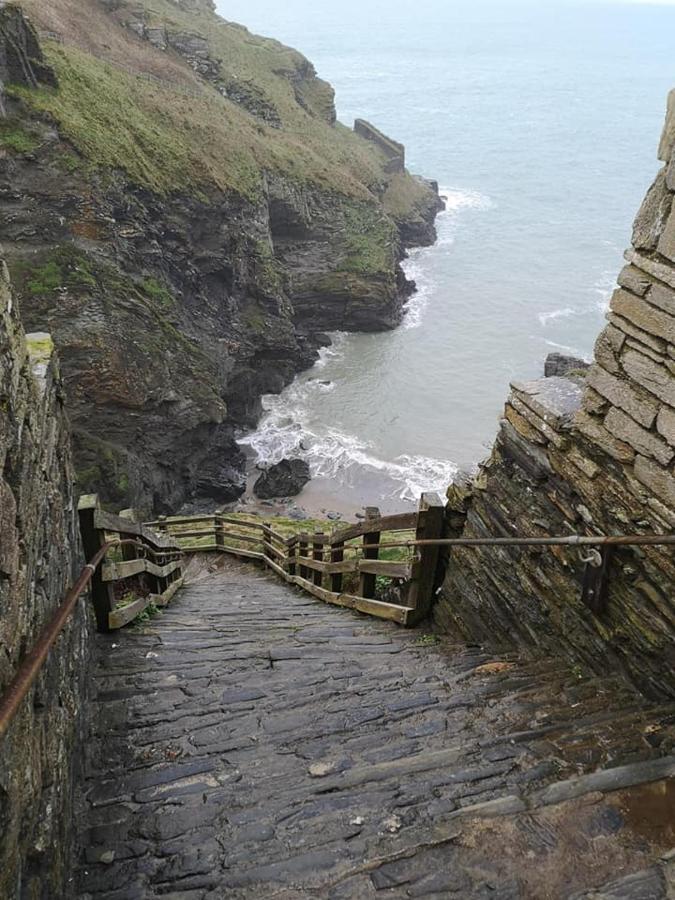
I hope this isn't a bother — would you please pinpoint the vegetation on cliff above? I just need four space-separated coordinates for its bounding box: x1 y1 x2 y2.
0 0 443 513
14 1 392 199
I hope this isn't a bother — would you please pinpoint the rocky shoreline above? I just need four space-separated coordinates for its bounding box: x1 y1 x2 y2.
0 1 443 516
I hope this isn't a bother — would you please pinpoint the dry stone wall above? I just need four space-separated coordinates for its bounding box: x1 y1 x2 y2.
354 119 406 174
0 261 87 898
436 97 675 700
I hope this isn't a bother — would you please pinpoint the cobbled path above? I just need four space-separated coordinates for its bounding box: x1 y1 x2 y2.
77 558 675 899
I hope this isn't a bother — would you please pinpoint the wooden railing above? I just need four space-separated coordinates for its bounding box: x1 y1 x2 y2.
147 493 445 626
78 495 184 632
0 500 183 736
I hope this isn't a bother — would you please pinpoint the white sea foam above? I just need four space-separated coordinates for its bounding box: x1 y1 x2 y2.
239 380 459 501
239 334 460 501
239 186 486 502
538 306 577 326
543 338 585 356
593 269 617 313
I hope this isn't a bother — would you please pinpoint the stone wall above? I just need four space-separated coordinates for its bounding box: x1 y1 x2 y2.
354 119 406 174
435 97 675 700
0 262 87 898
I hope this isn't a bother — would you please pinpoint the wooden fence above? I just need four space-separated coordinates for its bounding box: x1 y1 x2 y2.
146 493 445 626
78 495 184 632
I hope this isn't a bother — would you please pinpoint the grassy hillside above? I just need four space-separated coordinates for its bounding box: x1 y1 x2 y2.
16 0 395 200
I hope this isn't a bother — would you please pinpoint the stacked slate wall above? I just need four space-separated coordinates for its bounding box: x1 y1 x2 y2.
0 261 87 898
436 96 675 700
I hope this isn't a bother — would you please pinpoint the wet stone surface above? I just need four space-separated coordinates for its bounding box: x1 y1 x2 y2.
76 559 675 898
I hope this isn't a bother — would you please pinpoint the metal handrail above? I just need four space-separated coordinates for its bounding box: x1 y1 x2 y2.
2 525 671 739
351 534 675 553
0 538 173 741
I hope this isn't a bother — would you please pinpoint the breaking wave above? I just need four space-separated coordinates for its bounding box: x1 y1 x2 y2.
239 186 488 502
239 342 459 501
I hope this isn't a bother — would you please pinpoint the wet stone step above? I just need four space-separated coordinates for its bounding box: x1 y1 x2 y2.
76 559 675 898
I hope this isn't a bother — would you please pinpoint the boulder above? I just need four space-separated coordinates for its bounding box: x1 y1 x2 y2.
544 352 590 379
195 456 246 503
253 458 311 499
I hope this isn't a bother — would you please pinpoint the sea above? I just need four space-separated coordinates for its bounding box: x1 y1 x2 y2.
218 0 675 513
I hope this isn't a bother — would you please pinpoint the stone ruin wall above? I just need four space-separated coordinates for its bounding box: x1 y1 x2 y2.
436 94 675 700
0 261 88 898
353 119 406 174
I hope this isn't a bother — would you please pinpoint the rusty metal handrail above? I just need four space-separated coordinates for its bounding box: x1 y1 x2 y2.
0 538 167 741
352 534 675 553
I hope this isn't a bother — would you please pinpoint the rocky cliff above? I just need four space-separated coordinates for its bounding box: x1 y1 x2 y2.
0 261 87 898
436 95 675 700
0 0 442 514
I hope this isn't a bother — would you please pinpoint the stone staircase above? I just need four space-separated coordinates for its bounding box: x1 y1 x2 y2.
76 558 675 899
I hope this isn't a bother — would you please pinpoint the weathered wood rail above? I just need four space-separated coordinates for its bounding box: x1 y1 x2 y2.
78 495 184 632
146 493 445 626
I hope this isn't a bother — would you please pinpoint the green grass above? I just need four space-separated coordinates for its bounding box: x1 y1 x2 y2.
16 245 98 296
14 0 432 215
12 40 388 201
141 276 175 311
162 512 414 571
57 150 81 173
25 333 55 363
134 598 160 625
115 592 161 626
382 172 433 221
341 204 396 276
0 121 39 153
415 634 441 646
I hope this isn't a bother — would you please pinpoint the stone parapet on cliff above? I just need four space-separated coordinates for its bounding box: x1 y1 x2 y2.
436 96 675 699
0 262 87 897
354 119 406 174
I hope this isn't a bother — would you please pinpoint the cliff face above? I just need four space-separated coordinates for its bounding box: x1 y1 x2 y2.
0 0 442 514
436 95 675 700
0 262 87 898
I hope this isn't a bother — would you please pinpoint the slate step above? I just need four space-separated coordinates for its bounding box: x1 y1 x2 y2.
75 558 675 899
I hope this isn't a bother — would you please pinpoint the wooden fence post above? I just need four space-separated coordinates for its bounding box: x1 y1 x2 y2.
406 493 445 623
119 509 139 564
299 534 309 580
78 494 115 633
119 507 153 593
331 538 345 594
359 507 381 599
153 515 175 585
263 522 272 567
287 538 296 577
313 533 326 588
215 515 225 553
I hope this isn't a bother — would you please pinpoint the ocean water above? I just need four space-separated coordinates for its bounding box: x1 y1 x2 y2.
221 0 675 512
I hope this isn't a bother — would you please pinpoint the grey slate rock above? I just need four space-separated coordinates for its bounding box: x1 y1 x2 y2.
253 457 311 498
544 352 591 378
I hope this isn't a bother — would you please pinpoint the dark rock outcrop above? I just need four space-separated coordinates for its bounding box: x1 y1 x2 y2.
544 351 590 378
0 4 56 115
2 2 443 514
436 93 675 699
0 264 87 897
253 458 311 498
